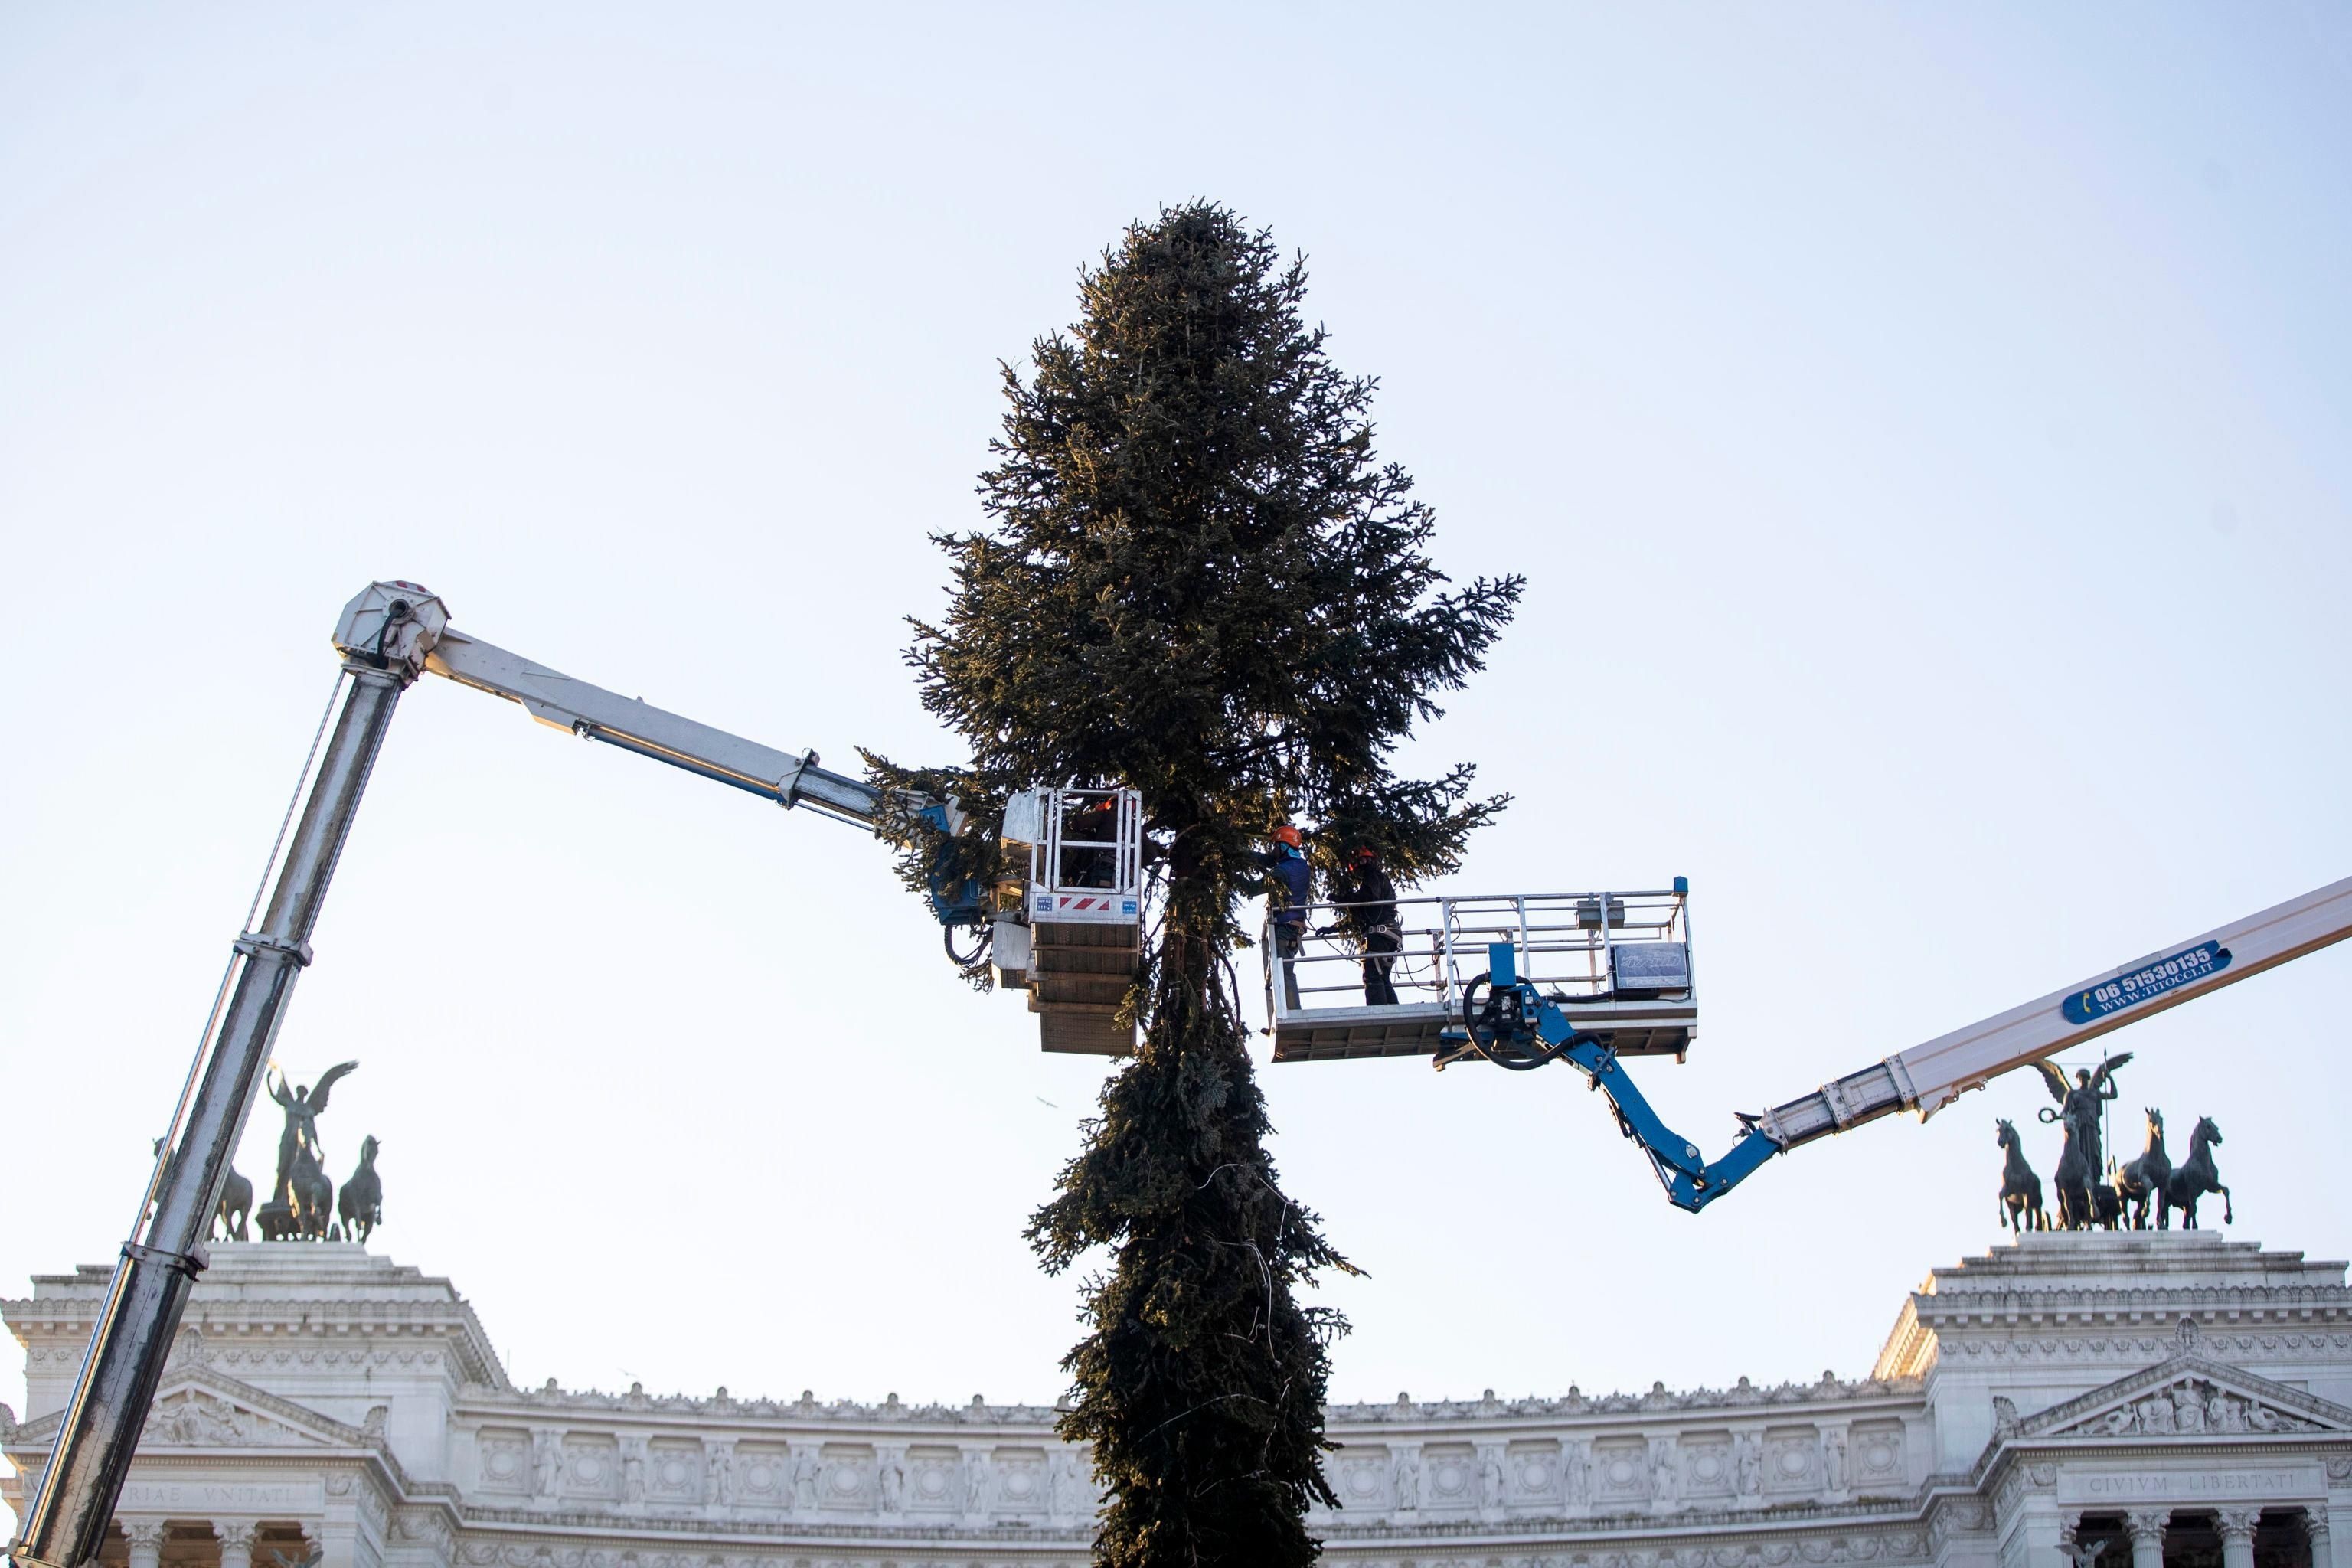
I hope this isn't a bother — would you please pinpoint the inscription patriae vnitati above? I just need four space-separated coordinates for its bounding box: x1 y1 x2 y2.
120 1481 313 1508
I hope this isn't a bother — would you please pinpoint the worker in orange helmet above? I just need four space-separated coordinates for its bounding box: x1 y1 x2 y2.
1266 824 1313 1011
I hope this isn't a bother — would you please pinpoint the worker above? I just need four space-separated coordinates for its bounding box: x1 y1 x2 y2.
1328 846 1402 1006
1266 825 1312 1010
1059 792 1119 888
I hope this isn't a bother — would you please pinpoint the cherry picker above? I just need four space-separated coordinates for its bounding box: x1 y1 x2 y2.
1260 877 2352 1212
10 580 2350 1568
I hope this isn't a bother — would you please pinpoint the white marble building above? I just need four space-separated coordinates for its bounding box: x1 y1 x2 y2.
6 1233 2349 1568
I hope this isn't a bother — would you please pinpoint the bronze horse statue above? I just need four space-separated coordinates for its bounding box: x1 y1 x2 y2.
2043 1108 2098 1230
287 1142 335 1240
2166 1116 2232 1229
1995 1119 2047 1233
213 1165 253 1243
338 1135 384 1244
2091 1165 2124 1230
2114 1108 2173 1230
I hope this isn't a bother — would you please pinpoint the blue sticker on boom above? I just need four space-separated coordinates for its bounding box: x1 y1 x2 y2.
2064 940 2233 1025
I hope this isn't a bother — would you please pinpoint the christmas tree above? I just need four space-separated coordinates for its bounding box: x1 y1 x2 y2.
872 202 1520 1564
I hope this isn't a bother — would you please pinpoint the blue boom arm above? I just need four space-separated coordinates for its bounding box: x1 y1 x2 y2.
1442 942 1783 1213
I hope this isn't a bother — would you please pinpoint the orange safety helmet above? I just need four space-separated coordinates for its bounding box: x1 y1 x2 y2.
1272 825 1303 848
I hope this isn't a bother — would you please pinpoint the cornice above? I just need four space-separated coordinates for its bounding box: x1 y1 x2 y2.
467 1387 1064 1428
451 1377 1926 1444
1326 1379 1924 1429
6 1251 510 1390
447 1508 1093 1548
1872 1234 2352 1380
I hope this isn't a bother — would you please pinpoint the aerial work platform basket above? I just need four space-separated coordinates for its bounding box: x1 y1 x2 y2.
991 786 1145 1057
1266 883 1696 1063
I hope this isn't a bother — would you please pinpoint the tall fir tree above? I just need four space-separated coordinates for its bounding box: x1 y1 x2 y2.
869 203 1520 1566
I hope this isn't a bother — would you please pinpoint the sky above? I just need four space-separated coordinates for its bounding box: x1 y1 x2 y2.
5 3 2351 1520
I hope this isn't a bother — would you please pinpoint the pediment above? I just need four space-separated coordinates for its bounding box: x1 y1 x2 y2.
2002 1337 2352 1444
140 1388 324 1449
143 1366 379 1450
8 1366 376 1454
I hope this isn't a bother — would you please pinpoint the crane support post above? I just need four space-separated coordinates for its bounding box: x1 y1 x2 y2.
12 662 416 1568
1758 874 2352 1150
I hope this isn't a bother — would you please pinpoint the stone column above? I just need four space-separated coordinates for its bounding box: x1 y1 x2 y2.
2301 1511 2331 1568
2051 1511 2090 1568
2216 1508 2261 1568
215 1519 260 1568
2125 1510 2167 1568
122 1517 169 1568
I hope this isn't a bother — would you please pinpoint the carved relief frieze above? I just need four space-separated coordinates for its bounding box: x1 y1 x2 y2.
1507 1438 1564 1509
1324 1445 1393 1514
1417 1443 1478 1510
646 1438 702 1503
729 1442 788 1508
139 1390 309 1447
2058 1375 2336 1436
956 1445 994 1515
897 1444 959 1512
1762 1426 1821 1494
1594 1436 1651 1503
874 1444 907 1514
560 1432 619 1501
789 1442 825 1511
988 1445 1050 1514
815 1442 874 1511
704 1439 733 1506
477 1428 531 1493
1678 1431 1733 1501
616 1436 646 1503
390 1510 452 1552
1847 1420 1904 1491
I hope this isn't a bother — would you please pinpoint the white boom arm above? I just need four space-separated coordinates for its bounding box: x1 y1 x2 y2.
1756 874 2352 1148
425 628 887 825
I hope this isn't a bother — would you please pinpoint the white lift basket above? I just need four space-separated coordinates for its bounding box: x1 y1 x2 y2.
1266 884 1697 1063
994 786 1145 1056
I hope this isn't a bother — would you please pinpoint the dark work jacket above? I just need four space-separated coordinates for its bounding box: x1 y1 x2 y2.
1269 850 1312 926
1331 865 1399 934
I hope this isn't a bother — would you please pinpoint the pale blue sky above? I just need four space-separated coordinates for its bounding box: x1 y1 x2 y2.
5 5 2350 1498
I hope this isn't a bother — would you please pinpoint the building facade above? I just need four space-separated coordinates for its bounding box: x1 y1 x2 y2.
6 1233 2349 1568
